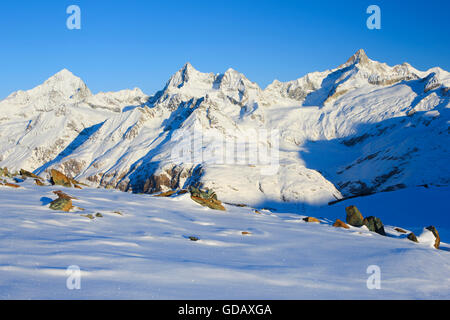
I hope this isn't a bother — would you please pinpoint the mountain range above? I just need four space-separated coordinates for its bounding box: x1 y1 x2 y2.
0 49 448 207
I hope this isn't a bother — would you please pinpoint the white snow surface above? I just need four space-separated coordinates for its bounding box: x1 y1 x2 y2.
0 180 449 299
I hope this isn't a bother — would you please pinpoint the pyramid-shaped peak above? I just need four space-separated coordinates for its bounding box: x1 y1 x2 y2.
48 68 79 80
344 49 370 67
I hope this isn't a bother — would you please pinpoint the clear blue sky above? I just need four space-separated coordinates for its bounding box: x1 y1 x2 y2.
0 0 449 99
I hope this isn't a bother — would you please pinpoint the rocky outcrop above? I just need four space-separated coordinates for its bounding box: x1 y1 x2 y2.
363 216 386 236
303 217 320 223
425 226 440 249
407 233 419 243
49 198 73 212
333 219 350 229
189 186 225 211
345 206 364 227
49 190 77 212
50 169 72 188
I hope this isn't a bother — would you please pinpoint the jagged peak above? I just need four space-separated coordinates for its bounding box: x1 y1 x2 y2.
342 49 370 67
166 62 209 89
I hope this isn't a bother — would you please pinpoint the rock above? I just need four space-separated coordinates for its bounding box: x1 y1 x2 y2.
178 189 189 195
363 216 386 236
394 227 407 234
35 179 45 186
0 167 9 177
3 182 20 188
345 205 364 227
49 198 73 212
333 219 350 229
242 231 252 235
50 169 72 188
189 186 218 200
425 226 440 249
303 217 320 223
81 214 95 220
407 233 419 243
74 184 83 189
189 236 199 241
254 210 262 214
95 213 103 218
154 190 177 197
53 190 77 200
189 186 225 211
20 169 42 180
191 196 226 211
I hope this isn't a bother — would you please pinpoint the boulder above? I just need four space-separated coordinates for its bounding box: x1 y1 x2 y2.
363 216 386 236
49 198 73 212
189 236 199 242
3 182 20 188
50 169 72 188
407 233 419 243
425 226 440 249
191 196 226 211
0 167 9 177
394 227 407 234
189 186 218 200
345 205 364 227
189 186 225 211
154 190 177 197
303 217 320 223
20 169 42 180
333 219 350 229
53 190 77 200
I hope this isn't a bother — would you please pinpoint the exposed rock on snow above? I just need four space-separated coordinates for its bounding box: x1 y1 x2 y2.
332 219 350 229
345 205 364 227
363 216 386 236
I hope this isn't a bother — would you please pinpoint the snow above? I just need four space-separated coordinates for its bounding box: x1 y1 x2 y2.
0 181 449 299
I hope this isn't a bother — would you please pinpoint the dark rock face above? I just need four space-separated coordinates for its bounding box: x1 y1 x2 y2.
426 226 440 249
363 216 386 236
407 233 419 243
345 206 364 227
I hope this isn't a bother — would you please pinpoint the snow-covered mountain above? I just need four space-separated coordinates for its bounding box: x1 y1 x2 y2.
0 49 448 207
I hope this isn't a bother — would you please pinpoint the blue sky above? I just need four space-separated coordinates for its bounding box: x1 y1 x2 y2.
0 0 449 98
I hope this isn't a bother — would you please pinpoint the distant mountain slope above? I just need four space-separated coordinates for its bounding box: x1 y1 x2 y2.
0 50 448 206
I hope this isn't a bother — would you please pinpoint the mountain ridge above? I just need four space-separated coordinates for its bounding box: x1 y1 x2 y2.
0 49 448 208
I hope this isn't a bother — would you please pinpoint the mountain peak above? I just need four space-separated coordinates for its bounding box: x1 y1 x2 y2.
344 49 370 67
36 69 92 101
46 68 81 83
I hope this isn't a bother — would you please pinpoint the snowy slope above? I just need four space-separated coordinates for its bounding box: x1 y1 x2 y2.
0 180 449 299
0 50 449 207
